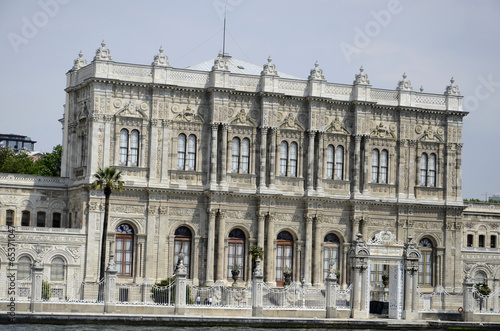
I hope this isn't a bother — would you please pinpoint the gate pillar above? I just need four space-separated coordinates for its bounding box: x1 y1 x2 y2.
403 236 421 320
350 233 369 319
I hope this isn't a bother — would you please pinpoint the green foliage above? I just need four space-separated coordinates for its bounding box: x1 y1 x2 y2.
0 145 62 176
250 245 263 261
42 280 52 300
464 198 500 204
91 167 124 194
475 282 491 296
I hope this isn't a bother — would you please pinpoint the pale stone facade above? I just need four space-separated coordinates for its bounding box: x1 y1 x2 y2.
1 42 499 306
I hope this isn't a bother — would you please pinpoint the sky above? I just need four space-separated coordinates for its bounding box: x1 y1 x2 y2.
0 0 499 199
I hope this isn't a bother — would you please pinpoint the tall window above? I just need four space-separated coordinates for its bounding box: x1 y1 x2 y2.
37 212 46 227
479 235 485 248
116 224 134 277
323 233 340 280
6 210 14 226
80 134 87 167
119 129 140 166
174 226 192 278
420 153 437 187
52 213 61 228
326 145 344 180
467 234 473 247
227 229 245 280
276 231 293 286
418 238 433 286
18 256 31 280
51 257 65 281
231 138 250 174
177 134 196 171
372 149 388 183
21 211 30 226
279 141 298 177
491 236 497 248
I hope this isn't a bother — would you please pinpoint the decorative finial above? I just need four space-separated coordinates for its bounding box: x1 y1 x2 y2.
450 77 455 84
94 40 112 61
153 45 170 67
308 60 325 80
314 61 319 68
353 65 369 85
159 46 163 54
79 50 83 58
101 40 106 48
420 85 424 93
261 55 278 76
445 76 460 96
397 72 412 91
267 55 272 63
73 50 88 70
403 72 407 79
212 51 229 71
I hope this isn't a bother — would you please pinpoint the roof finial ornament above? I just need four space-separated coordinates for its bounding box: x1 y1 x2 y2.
212 50 229 71
94 40 112 61
308 60 325 80
397 72 412 91
354 65 370 85
261 55 278 76
73 50 88 70
420 85 424 93
445 76 460 96
152 45 170 67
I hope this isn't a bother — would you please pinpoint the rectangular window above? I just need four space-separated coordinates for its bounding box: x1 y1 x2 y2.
279 142 288 176
371 150 379 182
241 139 250 174
52 213 61 228
231 139 240 173
491 236 496 248
174 240 191 278
467 234 473 247
326 146 334 179
21 211 30 226
6 210 14 226
479 235 485 248
37 212 46 227
186 135 196 171
289 143 297 177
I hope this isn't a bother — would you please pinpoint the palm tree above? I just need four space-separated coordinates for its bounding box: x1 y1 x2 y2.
91 167 124 282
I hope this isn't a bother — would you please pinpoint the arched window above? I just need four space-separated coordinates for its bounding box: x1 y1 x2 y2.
37 211 46 227
177 134 196 171
326 145 334 179
335 145 344 180
116 224 134 277
372 149 388 183
120 129 129 165
21 210 30 227
18 256 31 280
130 130 139 166
174 226 192 278
420 153 437 187
231 137 250 174
6 210 14 226
418 238 433 286
323 233 340 281
51 257 65 281
276 231 293 286
52 212 61 228
280 141 288 176
475 271 487 284
227 228 245 280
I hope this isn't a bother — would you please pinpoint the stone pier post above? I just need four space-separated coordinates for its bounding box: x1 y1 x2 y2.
30 259 44 313
350 233 369 318
403 236 420 320
174 253 188 315
252 257 264 317
325 262 338 318
463 264 475 322
104 252 118 313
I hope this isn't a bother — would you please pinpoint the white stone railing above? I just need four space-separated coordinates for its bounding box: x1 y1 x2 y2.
461 246 500 253
464 202 500 212
0 173 70 187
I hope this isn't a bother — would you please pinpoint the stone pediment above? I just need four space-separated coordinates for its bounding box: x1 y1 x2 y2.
115 101 148 119
416 124 444 142
368 230 404 246
326 117 350 134
229 109 257 127
278 113 305 130
371 122 396 139
173 106 204 123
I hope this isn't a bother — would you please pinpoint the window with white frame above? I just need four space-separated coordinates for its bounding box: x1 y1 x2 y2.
326 145 344 180
323 233 340 281
279 141 298 177
119 129 139 166
371 149 388 183
6 210 14 226
174 226 192 278
116 224 134 277
18 256 32 280
51 257 65 281
418 238 433 286
231 137 250 174
177 134 196 170
227 228 245 280
21 210 30 226
420 153 437 187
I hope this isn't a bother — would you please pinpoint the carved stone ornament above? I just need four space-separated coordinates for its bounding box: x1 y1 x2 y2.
94 40 112 61
444 77 461 96
328 117 349 134
261 56 278 76
152 46 170 67
73 51 88 70
212 51 229 71
353 66 370 85
368 229 404 246
308 61 325 80
371 122 395 139
396 73 412 91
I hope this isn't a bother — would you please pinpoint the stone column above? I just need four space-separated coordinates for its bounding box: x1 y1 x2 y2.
257 211 266 249
404 267 412 318
463 268 475 322
209 123 219 189
408 140 416 199
306 131 316 193
216 210 226 282
104 252 118 313
258 127 268 191
351 265 361 317
494 279 499 312
30 259 44 313
252 257 264 317
325 263 338 318
304 214 313 286
353 135 362 195
192 236 200 286
316 132 324 194
205 208 216 285
362 136 370 194
161 120 170 184
412 266 419 314
220 124 228 188
269 128 277 190
312 216 322 286
265 213 274 285
359 266 367 316
174 253 188 315
350 234 369 319
351 218 360 241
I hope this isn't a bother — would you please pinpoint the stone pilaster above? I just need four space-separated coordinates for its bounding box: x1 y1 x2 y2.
252 257 264 317
265 212 275 285
30 259 43 313
306 131 316 193
205 208 216 285
174 253 188 315
209 123 219 190
104 252 118 313
303 214 313 286
220 124 228 189
325 263 338 318
258 127 268 191
216 210 226 282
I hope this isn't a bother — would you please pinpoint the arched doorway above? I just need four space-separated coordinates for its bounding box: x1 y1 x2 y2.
276 231 293 286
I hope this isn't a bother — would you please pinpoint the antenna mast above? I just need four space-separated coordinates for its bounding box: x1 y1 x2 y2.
223 7 226 56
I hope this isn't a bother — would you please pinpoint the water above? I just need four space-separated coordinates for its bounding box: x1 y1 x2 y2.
2 325 381 331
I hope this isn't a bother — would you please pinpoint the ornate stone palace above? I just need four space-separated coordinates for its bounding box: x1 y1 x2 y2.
1 41 499 308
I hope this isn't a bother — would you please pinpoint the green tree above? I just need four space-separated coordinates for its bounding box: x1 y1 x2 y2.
35 144 62 176
0 144 62 176
91 167 124 282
